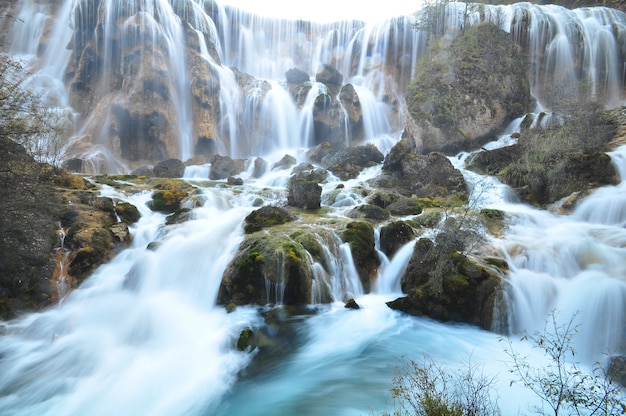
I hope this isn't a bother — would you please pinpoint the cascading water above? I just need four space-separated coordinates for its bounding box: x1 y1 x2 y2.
3 1 626 414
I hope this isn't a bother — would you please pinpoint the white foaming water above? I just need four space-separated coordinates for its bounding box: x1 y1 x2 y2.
2 1 626 414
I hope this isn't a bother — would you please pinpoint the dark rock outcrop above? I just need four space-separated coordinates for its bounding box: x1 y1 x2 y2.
376 138 468 202
379 221 416 258
320 143 384 180
210 155 243 180
287 179 322 210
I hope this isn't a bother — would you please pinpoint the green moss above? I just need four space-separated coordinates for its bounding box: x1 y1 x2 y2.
244 206 294 234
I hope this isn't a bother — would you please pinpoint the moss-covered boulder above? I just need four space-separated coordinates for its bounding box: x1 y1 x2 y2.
346 204 390 222
367 190 424 216
218 232 321 306
244 206 295 234
386 237 504 330
147 179 190 213
341 221 380 293
115 202 141 224
405 22 532 154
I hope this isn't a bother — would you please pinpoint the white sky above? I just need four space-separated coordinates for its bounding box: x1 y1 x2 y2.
218 0 423 23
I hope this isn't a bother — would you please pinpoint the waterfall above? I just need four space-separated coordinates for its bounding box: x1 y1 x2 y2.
3 1 626 414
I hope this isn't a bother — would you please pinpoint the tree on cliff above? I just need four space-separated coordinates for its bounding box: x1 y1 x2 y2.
0 54 68 166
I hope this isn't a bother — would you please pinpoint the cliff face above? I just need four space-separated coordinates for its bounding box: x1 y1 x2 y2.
62 1 222 168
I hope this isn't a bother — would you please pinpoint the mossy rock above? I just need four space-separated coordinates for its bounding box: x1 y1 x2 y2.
390 237 502 330
115 202 141 225
341 221 380 292
346 204 390 222
244 206 295 234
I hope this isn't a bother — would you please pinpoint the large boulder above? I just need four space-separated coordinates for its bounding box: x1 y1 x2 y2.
313 93 348 149
210 155 243 180
341 221 380 293
316 64 343 96
379 221 416 258
218 226 342 306
376 138 468 202
321 143 384 180
153 158 185 178
386 237 503 330
405 22 532 154
244 206 295 234
287 179 322 210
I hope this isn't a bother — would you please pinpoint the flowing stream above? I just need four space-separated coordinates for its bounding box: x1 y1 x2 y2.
2 0 626 414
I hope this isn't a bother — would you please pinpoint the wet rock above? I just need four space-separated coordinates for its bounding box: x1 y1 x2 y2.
210 155 237 180
287 179 322 210
313 93 347 149
346 204 390 222
386 238 502 330
132 166 154 177
342 221 380 293
153 158 185 178
344 299 360 309
316 64 343 96
286 67 310 84
218 234 320 306
379 221 416 258
244 206 295 234
338 84 364 144
405 22 532 154
306 141 336 164
321 143 384 180
253 157 268 178
367 191 424 216
272 154 297 171
109 222 131 244
115 202 141 225
378 138 468 202
147 180 189 213
291 163 328 183
227 176 244 186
